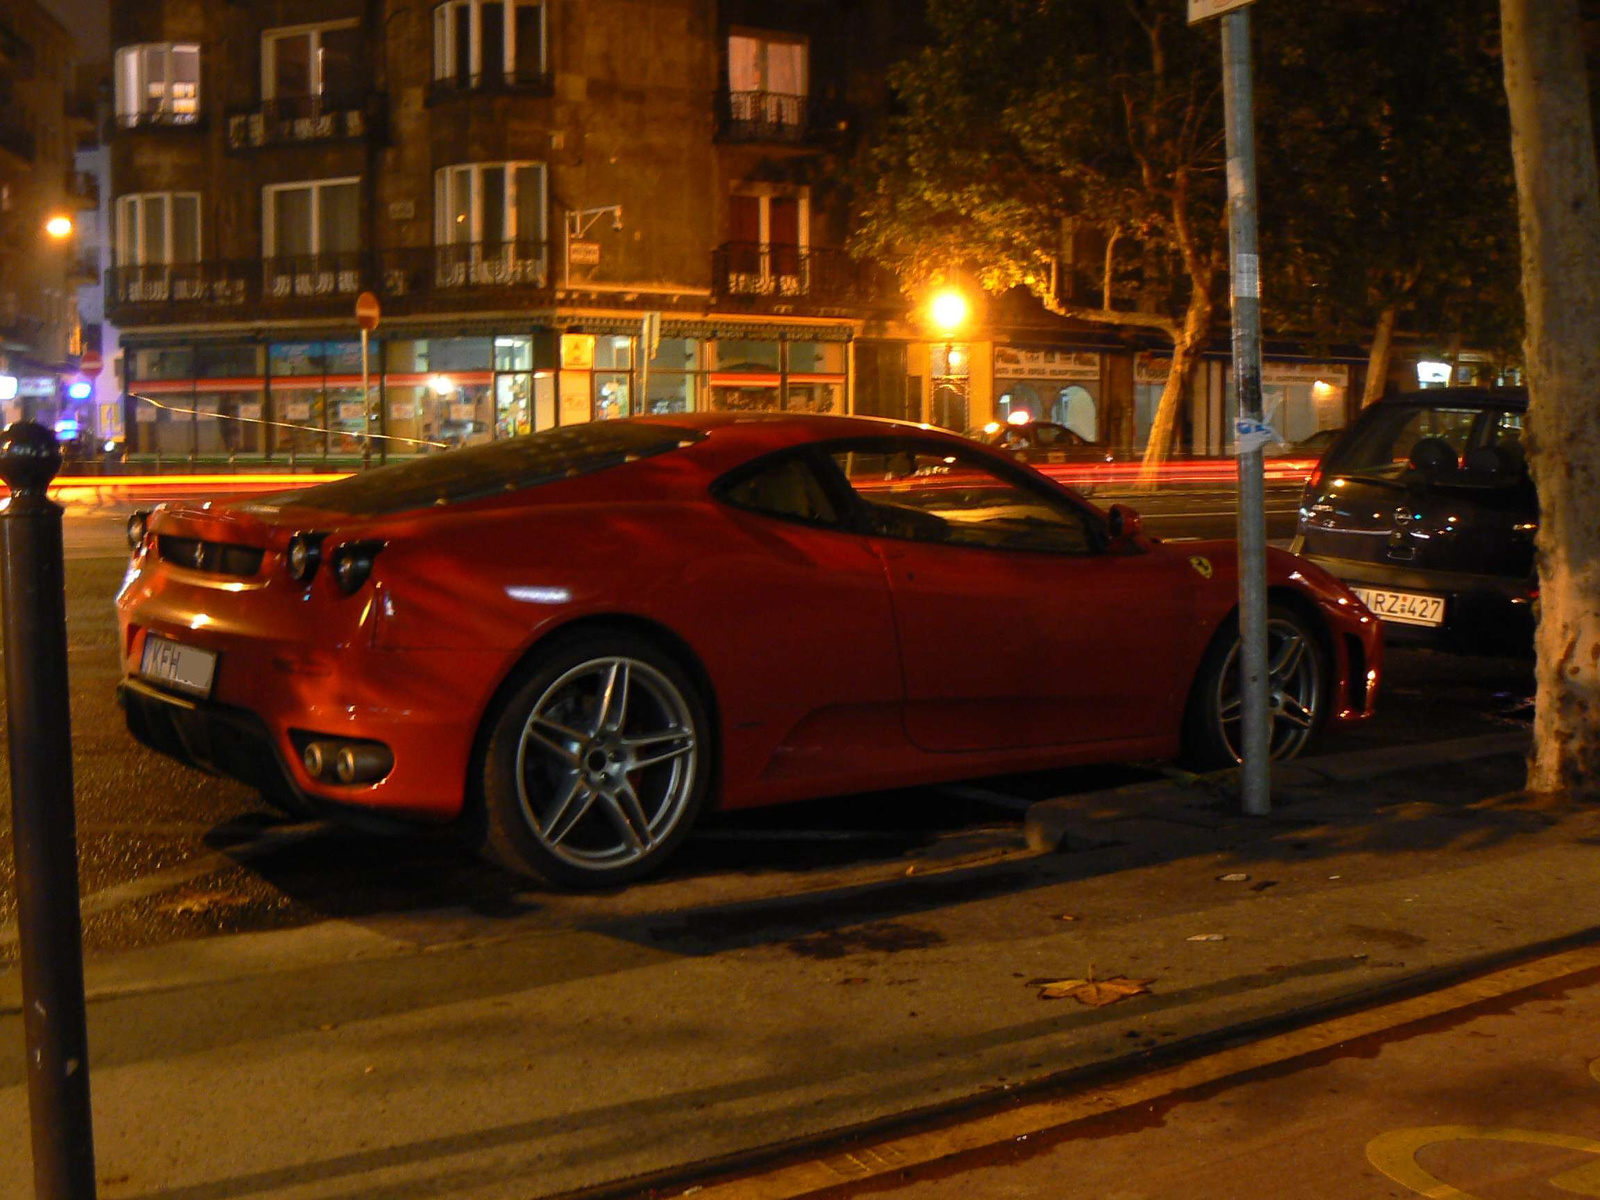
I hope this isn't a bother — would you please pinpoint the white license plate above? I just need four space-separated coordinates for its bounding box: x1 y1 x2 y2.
1351 586 1446 628
140 634 218 697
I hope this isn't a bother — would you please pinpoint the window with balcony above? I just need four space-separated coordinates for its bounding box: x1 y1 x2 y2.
432 0 546 96
114 193 201 302
725 32 806 136
264 178 361 298
433 163 547 287
114 43 200 128
231 21 368 148
724 190 807 295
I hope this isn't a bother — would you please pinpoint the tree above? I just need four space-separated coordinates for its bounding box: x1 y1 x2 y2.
1501 0 1600 795
1254 0 1522 403
851 0 1226 481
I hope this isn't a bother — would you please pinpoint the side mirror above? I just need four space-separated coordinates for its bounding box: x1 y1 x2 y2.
1107 503 1142 543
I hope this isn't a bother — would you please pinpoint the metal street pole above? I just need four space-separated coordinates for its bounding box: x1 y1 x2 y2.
1221 7 1272 815
0 422 98 1199
360 326 371 469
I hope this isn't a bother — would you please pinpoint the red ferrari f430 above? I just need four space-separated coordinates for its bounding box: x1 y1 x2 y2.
117 414 1381 887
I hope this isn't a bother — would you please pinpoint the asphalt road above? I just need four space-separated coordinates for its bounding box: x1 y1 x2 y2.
0 508 1530 965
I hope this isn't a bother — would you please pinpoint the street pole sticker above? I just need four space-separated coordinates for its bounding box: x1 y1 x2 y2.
1234 417 1278 454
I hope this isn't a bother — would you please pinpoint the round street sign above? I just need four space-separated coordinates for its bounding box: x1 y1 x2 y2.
355 291 381 332
79 350 102 375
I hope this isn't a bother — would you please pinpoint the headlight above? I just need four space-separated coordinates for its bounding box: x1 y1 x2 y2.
329 540 385 595
126 509 150 551
285 531 327 583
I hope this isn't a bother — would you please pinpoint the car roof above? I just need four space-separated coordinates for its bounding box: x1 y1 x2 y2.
630 411 973 457
1378 387 1527 411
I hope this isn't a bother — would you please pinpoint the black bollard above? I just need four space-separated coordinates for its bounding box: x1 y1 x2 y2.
0 422 97 1200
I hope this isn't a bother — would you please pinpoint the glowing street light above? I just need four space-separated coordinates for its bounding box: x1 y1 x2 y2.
929 287 969 335
44 215 74 240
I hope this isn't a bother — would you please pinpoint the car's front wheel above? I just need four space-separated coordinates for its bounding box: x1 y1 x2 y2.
478 632 711 888
1182 604 1326 770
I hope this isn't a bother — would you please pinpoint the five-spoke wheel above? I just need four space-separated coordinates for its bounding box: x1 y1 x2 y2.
1183 604 1326 769
479 632 709 888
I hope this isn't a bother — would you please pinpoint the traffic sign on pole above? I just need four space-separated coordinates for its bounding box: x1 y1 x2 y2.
1189 0 1253 24
78 351 102 376
355 291 381 332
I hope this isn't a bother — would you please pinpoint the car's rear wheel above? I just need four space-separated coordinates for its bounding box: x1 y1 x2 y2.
1182 604 1326 769
478 632 710 888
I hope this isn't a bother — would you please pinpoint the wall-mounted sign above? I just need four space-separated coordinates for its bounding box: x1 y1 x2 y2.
560 333 596 370
1262 362 1349 386
994 347 1102 382
568 240 601 266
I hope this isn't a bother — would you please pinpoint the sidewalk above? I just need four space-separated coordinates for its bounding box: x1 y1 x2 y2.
6 728 1591 1200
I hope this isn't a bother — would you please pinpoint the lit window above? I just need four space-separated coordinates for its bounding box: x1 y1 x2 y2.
727 32 806 126
433 163 548 286
114 44 201 127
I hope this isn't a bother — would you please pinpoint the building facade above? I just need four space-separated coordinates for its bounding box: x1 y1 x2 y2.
108 0 921 464
0 0 87 425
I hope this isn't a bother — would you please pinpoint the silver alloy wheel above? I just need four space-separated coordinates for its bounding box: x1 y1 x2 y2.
1212 616 1323 763
514 656 699 871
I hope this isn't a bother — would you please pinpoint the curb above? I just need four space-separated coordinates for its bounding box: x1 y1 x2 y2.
1024 729 1531 854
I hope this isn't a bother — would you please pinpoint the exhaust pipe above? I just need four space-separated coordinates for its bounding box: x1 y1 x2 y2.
335 744 394 784
302 739 394 785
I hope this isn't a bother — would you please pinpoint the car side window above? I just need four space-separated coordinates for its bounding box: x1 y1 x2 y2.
829 443 1095 554
719 453 843 527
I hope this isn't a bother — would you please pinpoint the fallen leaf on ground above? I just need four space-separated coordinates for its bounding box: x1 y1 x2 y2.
1058 913 1077 921
161 891 249 916
1187 933 1225 941
1037 976 1152 1006
1217 872 1250 883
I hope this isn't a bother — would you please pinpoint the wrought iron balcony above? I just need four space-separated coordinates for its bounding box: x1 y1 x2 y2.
111 109 203 133
226 93 387 151
711 243 870 307
714 91 835 145
425 69 554 105
378 243 550 295
108 242 554 323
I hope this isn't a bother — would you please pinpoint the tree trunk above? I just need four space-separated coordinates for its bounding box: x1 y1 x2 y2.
1137 287 1213 488
1501 0 1600 796
1360 304 1397 408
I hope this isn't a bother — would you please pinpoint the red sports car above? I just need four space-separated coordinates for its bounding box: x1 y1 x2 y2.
117 413 1381 887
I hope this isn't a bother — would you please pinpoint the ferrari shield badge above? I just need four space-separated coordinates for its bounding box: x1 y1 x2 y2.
1189 555 1213 579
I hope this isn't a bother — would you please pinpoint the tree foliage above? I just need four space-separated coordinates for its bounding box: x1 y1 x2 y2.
851 0 1227 475
1254 0 1522 375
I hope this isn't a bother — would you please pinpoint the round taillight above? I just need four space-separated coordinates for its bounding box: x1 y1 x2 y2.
330 541 384 595
126 510 149 550
286 532 324 583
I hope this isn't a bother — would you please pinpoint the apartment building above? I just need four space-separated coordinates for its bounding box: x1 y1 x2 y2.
0 0 87 425
108 0 917 463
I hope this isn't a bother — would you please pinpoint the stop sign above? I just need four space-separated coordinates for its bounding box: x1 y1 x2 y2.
79 350 102 375
355 291 381 332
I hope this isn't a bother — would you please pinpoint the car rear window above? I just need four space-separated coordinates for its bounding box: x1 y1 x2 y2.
1323 405 1487 480
270 422 706 516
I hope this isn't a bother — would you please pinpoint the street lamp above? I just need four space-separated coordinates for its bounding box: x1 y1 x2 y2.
44 215 74 240
928 287 970 429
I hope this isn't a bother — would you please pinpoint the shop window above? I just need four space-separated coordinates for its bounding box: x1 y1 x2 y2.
115 43 200 127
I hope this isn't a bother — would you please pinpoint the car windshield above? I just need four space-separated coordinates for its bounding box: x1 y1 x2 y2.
267 422 707 516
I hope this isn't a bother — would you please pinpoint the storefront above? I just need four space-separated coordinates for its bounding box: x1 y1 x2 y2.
993 346 1103 438
122 322 852 462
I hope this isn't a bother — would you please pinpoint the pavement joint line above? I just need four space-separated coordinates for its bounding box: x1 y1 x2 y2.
0 821 331 950
679 942 1600 1200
